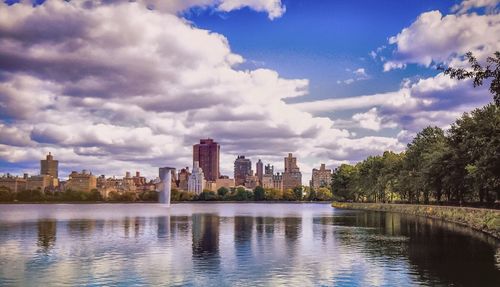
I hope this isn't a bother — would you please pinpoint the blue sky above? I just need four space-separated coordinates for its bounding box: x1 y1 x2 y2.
0 0 498 180
184 0 452 100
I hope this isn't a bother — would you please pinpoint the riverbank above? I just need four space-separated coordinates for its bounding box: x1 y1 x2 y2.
332 202 500 239
0 200 331 204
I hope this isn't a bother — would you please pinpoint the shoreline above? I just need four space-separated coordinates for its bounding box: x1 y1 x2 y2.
332 202 500 239
0 200 332 205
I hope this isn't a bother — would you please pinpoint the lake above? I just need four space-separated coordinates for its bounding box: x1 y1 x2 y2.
0 203 499 286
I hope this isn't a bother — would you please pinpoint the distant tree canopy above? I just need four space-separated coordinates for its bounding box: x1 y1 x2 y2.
331 105 500 205
441 51 500 106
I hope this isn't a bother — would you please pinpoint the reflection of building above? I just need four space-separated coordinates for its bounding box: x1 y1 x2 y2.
282 153 302 191
192 214 220 268
40 152 58 178
188 161 205 194
234 155 252 186
37 220 57 252
310 164 332 190
66 170 97 192
193 138 220 181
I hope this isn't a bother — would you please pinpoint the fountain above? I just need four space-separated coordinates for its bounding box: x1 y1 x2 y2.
158 167 175 206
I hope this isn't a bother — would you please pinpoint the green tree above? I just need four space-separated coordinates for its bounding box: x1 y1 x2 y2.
253 186 265 201
199 190 217 201
316 187 333 201
217 187 229 198
442 51 500 106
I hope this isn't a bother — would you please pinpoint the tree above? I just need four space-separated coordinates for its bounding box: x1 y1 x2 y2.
0 186 14 202
265 188 282 200
198 190 217 201
87 189 103 201
316 187 333 201
441 51 500 106
282 189 296 201
217 187 229 198
293 186 303 201
253 186 265 201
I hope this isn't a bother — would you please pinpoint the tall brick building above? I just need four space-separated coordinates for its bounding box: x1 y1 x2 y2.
282 153 302 191
193 139 220 181
41 152 58 178
310 164 332 190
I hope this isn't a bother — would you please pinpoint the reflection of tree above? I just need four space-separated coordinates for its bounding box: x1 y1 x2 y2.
405 216 500 286
37 220 56 252
333 211 500 286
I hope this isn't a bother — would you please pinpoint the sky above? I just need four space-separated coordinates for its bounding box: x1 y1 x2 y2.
0 0 499 181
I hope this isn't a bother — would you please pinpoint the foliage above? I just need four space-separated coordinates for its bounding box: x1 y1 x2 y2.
441 51 500 106
217 187 229 197
331 105 500 205
253 186 265 201
198 190 217 201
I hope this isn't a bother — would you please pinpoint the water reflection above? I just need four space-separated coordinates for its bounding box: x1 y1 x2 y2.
0 203 498 286
37 220 56 253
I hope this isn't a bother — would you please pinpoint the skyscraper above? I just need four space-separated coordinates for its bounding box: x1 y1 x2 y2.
234 155 252 186
256 159 263 184
193 139 220 181
282 153 302 191
40 152 58 178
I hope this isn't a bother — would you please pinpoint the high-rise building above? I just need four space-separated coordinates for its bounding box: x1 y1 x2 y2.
282 153 302 191
311 164 332 190
40 152 58 178
188 161 206 194
265 164 274 175
193 139 220 182
178 167 191 191
256 159 263 184
234 155 252 186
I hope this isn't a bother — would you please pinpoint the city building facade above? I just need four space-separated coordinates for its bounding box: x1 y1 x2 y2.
193 138 220 181
282 153 302 191
40 152 58 178
66 170 97 192
311 164 332 190
188 161 205 194
234 155 252 186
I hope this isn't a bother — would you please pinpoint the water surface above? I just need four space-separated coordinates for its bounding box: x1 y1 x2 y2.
0 203 499 286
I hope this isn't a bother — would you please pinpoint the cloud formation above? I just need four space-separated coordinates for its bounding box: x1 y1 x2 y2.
0 0 399 180
384 9 500 71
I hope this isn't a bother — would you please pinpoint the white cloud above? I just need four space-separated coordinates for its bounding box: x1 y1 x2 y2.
384 10 500 70
217 0 285 19
337 68 369 84
75 0 285 19
451 0 499 14
0 1 397 181
352 108 398 131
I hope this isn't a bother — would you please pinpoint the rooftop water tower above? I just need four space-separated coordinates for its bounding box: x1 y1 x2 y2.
159 167 175 206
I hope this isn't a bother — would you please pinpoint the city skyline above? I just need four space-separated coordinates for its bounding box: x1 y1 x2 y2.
0 0 497 183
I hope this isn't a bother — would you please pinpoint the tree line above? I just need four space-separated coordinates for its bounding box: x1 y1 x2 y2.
332 52 500 206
